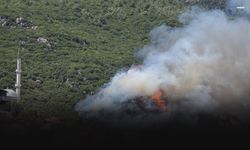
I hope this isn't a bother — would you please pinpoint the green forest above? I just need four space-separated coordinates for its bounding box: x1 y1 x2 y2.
0 0 226 123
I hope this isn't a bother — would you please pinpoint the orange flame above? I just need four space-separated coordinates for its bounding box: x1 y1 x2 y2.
150 89 168 112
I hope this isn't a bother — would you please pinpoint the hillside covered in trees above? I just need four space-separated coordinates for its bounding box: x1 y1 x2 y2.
0 0 227 124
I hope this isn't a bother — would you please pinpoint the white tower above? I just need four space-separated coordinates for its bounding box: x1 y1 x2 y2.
15 49 21 102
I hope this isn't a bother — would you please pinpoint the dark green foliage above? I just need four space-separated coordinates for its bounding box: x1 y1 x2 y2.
184 0 227 10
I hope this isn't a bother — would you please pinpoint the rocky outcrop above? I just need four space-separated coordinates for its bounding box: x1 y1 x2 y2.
15 17 33 28
0 15 37 29
37 37 48 44
0 16 15 27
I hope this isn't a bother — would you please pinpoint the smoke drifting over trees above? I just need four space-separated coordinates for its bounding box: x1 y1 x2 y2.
76 7 250 125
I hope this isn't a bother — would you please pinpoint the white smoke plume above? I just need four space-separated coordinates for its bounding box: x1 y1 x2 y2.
75 9 250 124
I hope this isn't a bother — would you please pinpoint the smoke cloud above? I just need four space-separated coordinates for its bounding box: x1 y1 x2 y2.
75 8 250 125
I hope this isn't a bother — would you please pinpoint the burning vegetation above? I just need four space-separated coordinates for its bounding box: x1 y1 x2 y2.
72 0 250 126
75 2 250 126
150 89 167 111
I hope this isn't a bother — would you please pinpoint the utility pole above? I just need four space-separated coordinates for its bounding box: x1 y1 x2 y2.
15 49 21 102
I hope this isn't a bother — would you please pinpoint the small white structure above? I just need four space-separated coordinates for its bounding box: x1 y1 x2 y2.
237 6 245 10
0 50 21 102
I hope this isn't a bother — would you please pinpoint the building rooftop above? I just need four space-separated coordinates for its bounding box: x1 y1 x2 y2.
0 89 17 102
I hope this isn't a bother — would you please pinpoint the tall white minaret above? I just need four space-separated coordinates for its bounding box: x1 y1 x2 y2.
15 49 21 102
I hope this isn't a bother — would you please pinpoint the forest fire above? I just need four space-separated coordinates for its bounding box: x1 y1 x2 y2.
76 8 250 125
